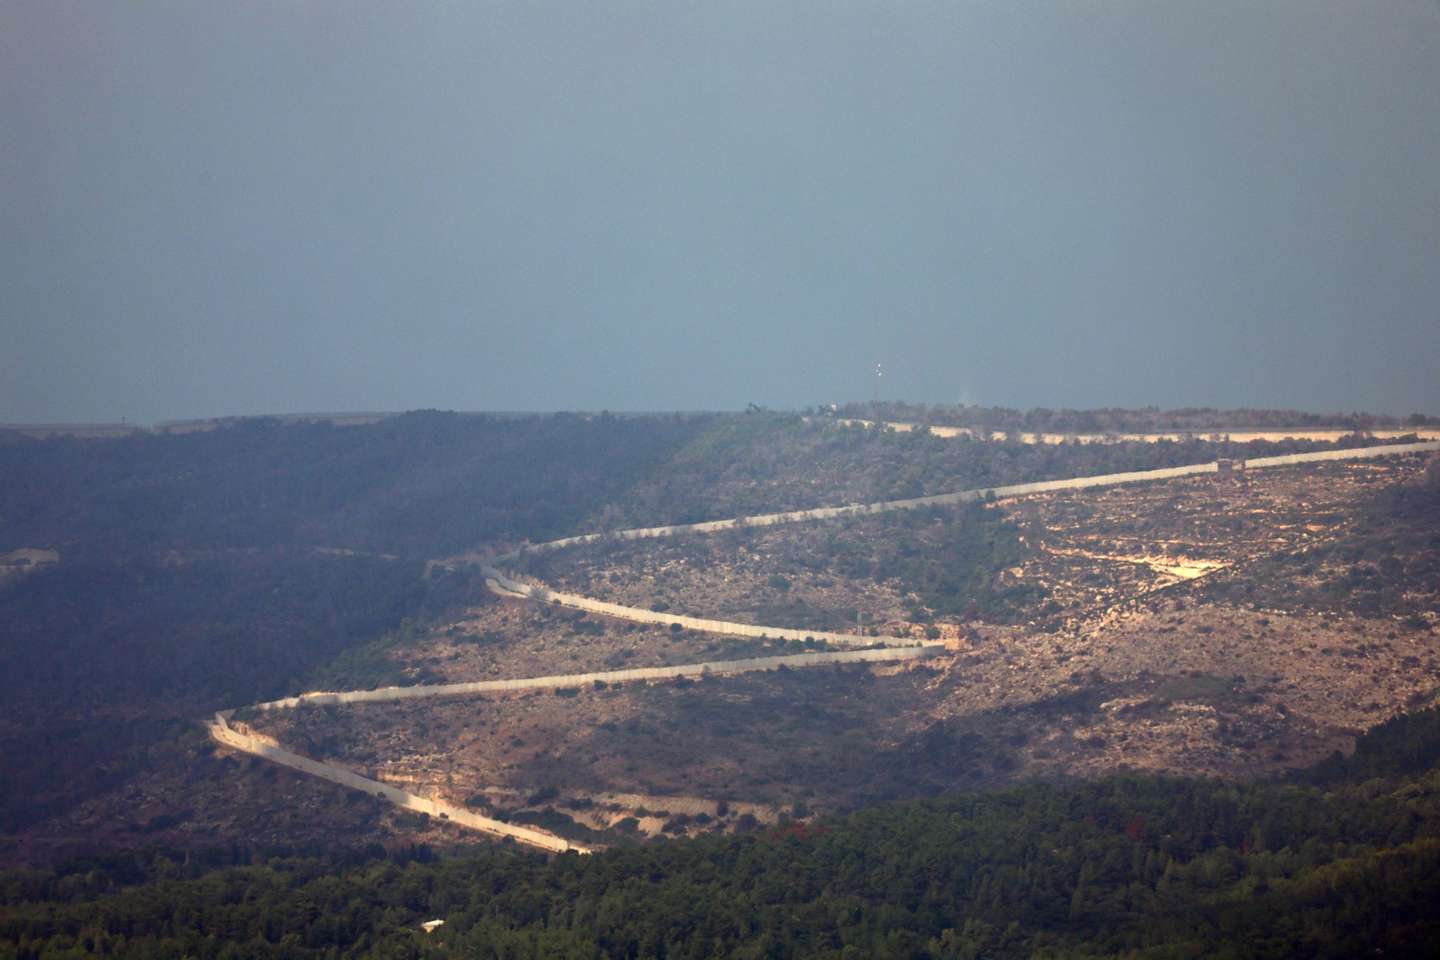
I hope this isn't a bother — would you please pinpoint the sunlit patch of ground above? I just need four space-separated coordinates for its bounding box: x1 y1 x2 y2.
0 547 58 582
1041 545 1227 583
226 456 1440 849
356 600 800 688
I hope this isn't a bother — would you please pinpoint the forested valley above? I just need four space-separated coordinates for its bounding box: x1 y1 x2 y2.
4 706 1440 959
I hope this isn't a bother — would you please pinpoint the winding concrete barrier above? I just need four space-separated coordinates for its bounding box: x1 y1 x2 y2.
504 440 1440 554
1243 443 1440 468
482 569 920 647
212 647 935 853
834 417 1440 446
249 646 935 712
208 712 585 853
209 437 1440 854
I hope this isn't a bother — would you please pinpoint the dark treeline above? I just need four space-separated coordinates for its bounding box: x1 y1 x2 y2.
0 411 719 838
839 401 1438 434
0 411 718 559
596 415 1378 527
0 553 486 835
1 409 1398 564
4 707 1440 959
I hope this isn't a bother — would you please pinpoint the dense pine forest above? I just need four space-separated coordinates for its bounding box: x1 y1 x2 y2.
3 707 1439 959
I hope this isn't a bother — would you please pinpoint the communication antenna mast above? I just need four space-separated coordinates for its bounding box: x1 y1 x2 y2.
872 361 884 409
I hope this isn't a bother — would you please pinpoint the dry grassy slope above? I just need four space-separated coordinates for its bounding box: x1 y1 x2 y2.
337 601 792 688
239 454 1440 850
522 533 911 635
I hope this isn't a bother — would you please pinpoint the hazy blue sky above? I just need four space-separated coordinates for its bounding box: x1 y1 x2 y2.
3 1 1437 422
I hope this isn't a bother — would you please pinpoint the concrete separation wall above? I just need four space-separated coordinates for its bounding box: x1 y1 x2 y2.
483 568 921 647
250 646 936 712
207 712 586 854
208 437 1439 855
213 646 935 853
1242 443 1440 468
504 440 1440 555
832 417 1440 446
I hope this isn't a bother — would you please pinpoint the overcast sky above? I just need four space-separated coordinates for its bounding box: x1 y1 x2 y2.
3 1 1437 422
